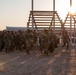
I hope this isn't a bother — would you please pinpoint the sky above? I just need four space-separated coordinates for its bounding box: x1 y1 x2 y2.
0 0 75 30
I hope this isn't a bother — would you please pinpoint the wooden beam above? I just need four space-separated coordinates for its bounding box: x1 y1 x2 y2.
70 0 72 7
31 0 34 29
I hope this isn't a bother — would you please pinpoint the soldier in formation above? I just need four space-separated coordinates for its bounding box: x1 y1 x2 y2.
0 28 63 55
39 29 58 55
62 29 69 50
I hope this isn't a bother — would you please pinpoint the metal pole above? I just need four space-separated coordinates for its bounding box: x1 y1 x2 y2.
32 0 34 29
53 0 55 11
53 0 55 31
70 0 72 45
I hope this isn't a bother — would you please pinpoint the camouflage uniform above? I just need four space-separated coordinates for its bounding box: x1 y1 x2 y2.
39 32 46 53
25 30 34 54
0 31 5 51
4 32 12 52
48 33 55 53
0 32 2 51
62 30 69 50
39 30 49 55
10 32 15 52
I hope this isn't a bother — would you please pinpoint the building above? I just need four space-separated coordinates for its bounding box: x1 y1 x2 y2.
6 26 27 31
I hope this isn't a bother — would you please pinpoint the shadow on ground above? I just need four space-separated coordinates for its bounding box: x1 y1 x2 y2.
0 46 76 75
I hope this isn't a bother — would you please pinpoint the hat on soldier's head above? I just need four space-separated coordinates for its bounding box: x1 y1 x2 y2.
27 29 30 32
44 29 48 33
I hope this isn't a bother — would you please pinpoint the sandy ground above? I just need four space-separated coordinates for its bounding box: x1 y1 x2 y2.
0 46 76 75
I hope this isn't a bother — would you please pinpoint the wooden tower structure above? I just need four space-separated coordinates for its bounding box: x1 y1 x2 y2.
27 0 63 34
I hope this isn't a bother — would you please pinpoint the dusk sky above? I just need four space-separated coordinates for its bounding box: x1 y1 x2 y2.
0 0 75 30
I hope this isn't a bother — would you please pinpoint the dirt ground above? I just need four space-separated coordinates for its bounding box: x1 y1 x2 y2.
0 46 76 75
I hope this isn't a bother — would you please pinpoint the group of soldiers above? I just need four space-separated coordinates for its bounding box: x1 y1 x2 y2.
39 29 59 55
0 30 37 54
0 29 70 55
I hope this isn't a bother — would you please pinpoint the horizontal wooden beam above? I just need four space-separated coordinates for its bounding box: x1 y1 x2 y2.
30 11 57 12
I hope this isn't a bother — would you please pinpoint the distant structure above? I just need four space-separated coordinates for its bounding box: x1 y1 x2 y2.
6 26 27 31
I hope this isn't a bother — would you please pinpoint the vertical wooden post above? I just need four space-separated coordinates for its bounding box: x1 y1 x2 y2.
70 0 72 45
74 18 75 44
53 0 55 31
70 0 72 7
32 0 34 29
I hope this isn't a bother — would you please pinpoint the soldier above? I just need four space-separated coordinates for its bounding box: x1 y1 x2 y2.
16 31 22 51
25 29 33 54
0 31 2 51
10 31 15 52
53 33 58 48
48 31 55 53
39 31 45 53
0 31 5 51
21 31 27 50
4 31 12 53
62 30 69 50
33 30 38 46
41 29 49 55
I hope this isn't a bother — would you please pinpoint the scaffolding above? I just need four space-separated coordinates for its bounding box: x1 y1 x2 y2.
27 0 64 34
27 0 76 44
27 11 63 34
